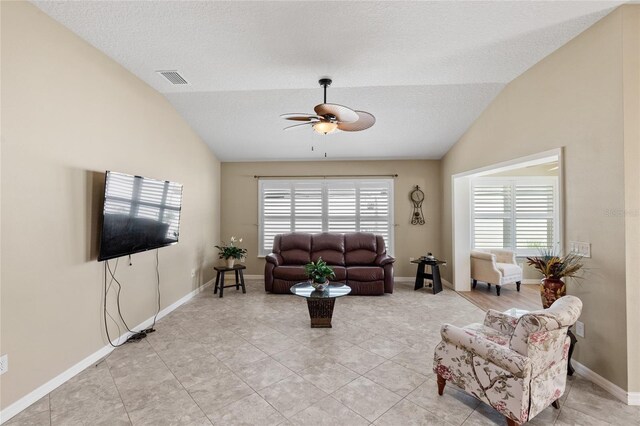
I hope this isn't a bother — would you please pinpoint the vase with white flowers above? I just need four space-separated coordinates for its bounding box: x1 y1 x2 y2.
215 236 247 268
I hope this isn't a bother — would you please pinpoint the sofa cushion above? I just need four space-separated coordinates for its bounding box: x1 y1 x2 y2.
347 266 384 282
280 249 311 265
345 232 377 252
311 233 345 266
345 232 378 265
273 266 307 281
331 266 347 282
278 233 312 265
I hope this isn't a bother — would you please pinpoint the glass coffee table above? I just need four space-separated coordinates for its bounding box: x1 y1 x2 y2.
290 283 351 328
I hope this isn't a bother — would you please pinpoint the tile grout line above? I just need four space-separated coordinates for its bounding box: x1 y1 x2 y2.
103 354 136 426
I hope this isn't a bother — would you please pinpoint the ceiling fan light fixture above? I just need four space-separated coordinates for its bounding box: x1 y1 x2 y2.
313 121 338 134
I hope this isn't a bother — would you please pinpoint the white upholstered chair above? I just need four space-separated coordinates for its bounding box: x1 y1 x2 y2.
433 296 583 426
470 249 523 296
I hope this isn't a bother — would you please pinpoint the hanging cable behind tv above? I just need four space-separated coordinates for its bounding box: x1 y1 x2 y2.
103 249 161 347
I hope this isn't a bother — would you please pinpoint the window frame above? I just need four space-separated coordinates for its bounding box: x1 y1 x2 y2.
470 176 559 256
258 178 394 256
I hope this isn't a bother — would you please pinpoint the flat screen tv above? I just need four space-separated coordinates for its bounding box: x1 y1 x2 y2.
98 171 183 261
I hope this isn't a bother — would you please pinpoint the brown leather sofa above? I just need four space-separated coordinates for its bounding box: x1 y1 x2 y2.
265 232 395 295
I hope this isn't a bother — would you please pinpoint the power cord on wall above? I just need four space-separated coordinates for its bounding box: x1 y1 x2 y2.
103 250 161 347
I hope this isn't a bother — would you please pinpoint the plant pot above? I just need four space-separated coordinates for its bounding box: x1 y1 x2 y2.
311 280 328 292
226 258 236 268
540 278 566 309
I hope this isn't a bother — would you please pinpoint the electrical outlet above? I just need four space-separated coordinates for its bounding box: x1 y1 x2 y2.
575 321 585 338
190 269 196 277
409 257 415 264
0 354 8 375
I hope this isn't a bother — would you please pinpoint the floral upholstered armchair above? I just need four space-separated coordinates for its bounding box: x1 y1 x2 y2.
433 296 582 426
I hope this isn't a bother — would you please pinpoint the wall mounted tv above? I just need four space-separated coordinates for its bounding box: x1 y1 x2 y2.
98 171 183 261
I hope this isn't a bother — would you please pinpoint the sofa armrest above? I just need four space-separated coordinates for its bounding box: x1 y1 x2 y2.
265 253 283 266
484 310 519 335
440 324 531 378
375 254 395 266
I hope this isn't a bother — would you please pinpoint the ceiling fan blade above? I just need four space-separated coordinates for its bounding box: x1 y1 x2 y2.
314 103 359 123
336 111 376 132
283 122 315 131
281 113 319 118
284 116 321 122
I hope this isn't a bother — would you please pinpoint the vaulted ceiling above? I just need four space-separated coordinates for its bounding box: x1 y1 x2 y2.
33 1 621 161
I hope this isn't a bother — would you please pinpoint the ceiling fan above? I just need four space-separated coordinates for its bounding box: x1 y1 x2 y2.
281 78 375 134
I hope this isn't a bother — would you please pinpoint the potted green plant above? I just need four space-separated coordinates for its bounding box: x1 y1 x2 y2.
526 247 584 308
304 257 335 291
215 236 247 268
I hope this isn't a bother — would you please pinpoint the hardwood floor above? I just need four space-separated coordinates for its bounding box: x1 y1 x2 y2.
457 281 542 312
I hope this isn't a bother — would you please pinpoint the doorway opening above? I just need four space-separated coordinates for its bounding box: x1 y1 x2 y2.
451 148 563 295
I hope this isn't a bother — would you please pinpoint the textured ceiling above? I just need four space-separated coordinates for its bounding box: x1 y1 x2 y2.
33 1 621 161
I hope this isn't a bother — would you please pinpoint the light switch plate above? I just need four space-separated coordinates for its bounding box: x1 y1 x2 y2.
569 241 591 258
575 321 585 338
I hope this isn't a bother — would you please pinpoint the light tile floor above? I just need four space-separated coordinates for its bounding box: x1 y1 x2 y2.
7 280 639 425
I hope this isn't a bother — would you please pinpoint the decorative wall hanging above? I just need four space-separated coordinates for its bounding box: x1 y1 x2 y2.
410 185 425 225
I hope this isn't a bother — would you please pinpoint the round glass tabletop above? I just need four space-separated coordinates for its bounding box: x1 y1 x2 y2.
290 283 351 299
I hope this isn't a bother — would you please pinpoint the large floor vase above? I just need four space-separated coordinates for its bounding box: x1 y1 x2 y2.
540 278 566 308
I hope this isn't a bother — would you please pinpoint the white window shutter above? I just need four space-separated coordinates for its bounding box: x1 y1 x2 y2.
259 179 394 255
471 177 558 256
472 183 513 250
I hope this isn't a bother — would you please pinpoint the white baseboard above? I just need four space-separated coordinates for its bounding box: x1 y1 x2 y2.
243 274 262 280
0 279 214 424
394 276 415 282
572 360 638 405
522 279 540 285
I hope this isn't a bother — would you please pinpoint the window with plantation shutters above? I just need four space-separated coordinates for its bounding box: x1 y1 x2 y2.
471 177 558 256
259 179 394 256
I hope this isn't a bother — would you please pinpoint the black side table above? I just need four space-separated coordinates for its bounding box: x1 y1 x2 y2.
411 258 447 294
213 265 246 298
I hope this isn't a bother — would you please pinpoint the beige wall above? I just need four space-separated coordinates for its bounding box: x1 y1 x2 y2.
441 6 639 391
221 160 441 278
1 1 220 410
622 6 640 393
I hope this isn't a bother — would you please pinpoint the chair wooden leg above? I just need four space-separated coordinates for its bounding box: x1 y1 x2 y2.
516 281 521 292
552 399 560 409
487 282 491 290
472 279 477 289
496 285 501 296
437 374 446 396
505 417 520 426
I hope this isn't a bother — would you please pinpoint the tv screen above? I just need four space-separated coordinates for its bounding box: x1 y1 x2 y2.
98 171 183 261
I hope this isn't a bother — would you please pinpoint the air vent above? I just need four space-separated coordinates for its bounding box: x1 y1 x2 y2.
157 70 188 85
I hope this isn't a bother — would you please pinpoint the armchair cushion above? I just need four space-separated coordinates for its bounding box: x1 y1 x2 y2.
496 262 522 283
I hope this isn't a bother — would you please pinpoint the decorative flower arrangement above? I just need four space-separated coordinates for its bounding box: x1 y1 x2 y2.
526 247 583 308
526 247 583 280
215 236 247 268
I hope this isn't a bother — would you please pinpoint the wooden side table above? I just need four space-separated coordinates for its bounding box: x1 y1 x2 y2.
213 265 246 298
411 258 447 294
